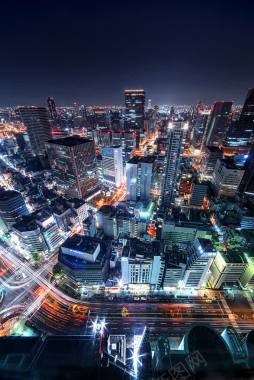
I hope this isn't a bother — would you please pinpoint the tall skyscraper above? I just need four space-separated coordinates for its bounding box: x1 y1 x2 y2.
239 144 254 195
239 88 254 135
205 101 232 147
125 89 145 130
161 122 188 212
226 89 254 147
46 136 98 199
192 109 210 148
126 156 155 202
19 107 51 156
47 97 58 120
0 189 29 230
101 145 123 188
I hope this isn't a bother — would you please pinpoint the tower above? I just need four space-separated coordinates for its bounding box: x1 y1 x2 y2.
19 106 51 156
46 136 98 199
47 97 58 120
161 121 188 212
101 145 123 188
205 101 232 147
125 89 145 130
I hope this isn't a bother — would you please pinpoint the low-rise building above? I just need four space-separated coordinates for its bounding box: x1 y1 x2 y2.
58 235 106 291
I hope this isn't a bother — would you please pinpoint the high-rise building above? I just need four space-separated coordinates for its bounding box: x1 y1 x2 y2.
238 88 254 141
0 189 29 230
101 146 123 188
125 89 145 130
161 121 188 211
183 238 216 288
46 136 98 199
192 109 210 148
239 144 254 195
47 97 58 120
213 158 245 196
205 101 232 147
126 156 155 202
19 107 51 156
204 146 223 178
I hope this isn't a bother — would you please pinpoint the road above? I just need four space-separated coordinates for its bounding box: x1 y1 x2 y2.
1 240 254 338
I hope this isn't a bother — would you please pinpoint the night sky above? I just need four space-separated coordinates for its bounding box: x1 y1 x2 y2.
1 0 254 106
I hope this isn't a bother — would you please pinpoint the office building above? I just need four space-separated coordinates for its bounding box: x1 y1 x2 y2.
0 189 29 230
192 109 210 148
125 89 145 130
161 221 210 248
239 144 254 195
204 146 223 178
58 235 105 290
47 97 57 120
46 136 98 199
239 88 254 131
205 101 232 147
209 252 249 289
96 205 118 238
12 216 49 259
19 107 51 156
101 146 123 188
161 121 187 211
183 238 216 288
190 182 208 207
121 239 164 290
213 158 245 196
126 156 155 201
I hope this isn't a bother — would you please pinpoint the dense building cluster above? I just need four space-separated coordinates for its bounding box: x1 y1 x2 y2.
1 88 254 298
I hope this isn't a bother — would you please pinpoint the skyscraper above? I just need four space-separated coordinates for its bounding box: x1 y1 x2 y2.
46 136 98 199
239 88 254 135
19 107 51 156
0 189 29 230
161 122 188 212
205 101 232 147
226 89 254 147
125 89 145 130
239 144 254 195
47 97 58 120
101 145 123 188
126 156 155 202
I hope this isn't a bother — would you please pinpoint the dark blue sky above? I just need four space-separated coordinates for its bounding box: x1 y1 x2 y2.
1 0 254 106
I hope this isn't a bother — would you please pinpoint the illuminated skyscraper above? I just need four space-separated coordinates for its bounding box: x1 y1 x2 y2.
205 101 232 147
161 121 187 212
239 88 254 135
47 96 58 120
125 89 145 130
225 89 254 147
126 156 155 201
239 144 254 195
46 136 98 199
19 106 51 156
101 145 123 188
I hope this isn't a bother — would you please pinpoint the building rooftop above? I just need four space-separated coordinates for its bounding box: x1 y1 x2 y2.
196 238 216 253
13 216 39 232
206 146 223 153
46 135 92 147
0 189 22 202
219 158 243 171
61 234 100 254
127 156 156 164
122 238 162 259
